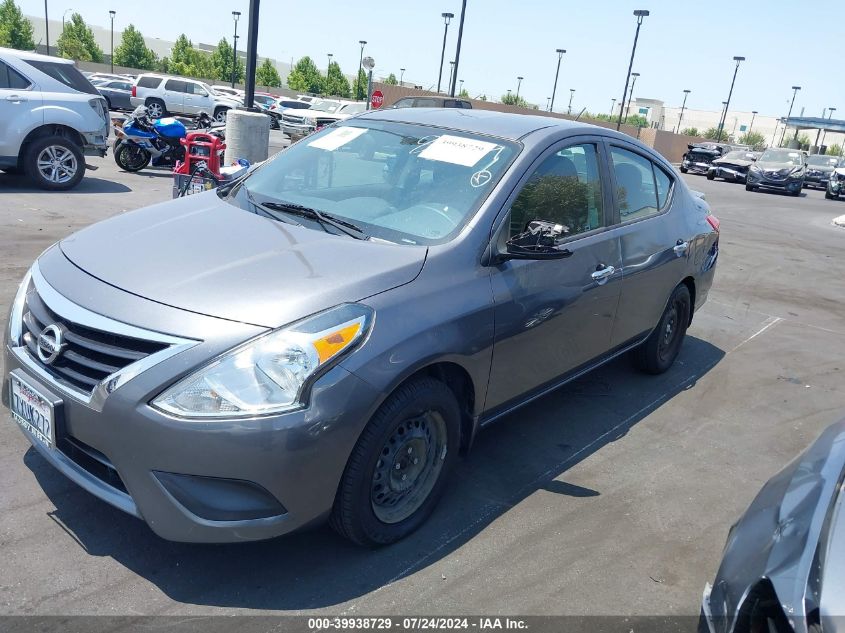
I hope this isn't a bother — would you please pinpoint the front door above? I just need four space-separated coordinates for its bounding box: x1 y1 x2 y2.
184 81 211 115
486 139 622 413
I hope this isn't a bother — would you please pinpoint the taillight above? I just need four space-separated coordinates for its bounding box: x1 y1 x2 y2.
706 215 720 232
131 86 136 97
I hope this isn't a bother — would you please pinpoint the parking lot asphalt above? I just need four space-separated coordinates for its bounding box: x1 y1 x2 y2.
0 159 843 616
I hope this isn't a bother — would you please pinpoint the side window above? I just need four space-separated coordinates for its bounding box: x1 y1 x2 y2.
610 147 659 222
164 79 186 92
137 76 162 89
413 98 438 107
0 61 31 89
654 164 673 209
509 143 604 239
187 83 208 96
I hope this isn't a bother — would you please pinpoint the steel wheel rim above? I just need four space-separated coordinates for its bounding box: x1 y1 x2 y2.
658 301 682 362
371 410 448 524
36 145 77 184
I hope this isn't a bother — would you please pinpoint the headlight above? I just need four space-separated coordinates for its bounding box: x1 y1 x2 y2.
749 164 761 173
7 268 32 346
152 303 373 418
304 116 316 126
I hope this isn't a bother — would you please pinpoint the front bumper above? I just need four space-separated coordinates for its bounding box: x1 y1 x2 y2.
81 131 109 158
2 255 380 543
709 166 747 181
682 160 711 174
804 173 830 187
282 122 316 139
827 179 844 195
746 171 803 192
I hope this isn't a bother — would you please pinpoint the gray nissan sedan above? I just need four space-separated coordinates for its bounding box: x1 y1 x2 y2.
3 108 719 546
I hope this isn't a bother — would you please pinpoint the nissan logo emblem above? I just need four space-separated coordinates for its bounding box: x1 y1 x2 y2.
37 323 67 365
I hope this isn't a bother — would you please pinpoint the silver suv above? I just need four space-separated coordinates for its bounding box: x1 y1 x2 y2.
129 73 240 122
0 47 109 190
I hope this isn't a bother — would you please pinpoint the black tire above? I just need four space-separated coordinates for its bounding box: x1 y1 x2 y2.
680 166 688 173
706 172 715 180
632 284 691 375
145 98 165 118
114 142 151 172
331 376 461 547
23 135 85 191
214 107 229 123
746 183 755 191
103 96 112 111
825 190 835 200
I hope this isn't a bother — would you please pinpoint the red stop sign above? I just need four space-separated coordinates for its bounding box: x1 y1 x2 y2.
371 90 384 109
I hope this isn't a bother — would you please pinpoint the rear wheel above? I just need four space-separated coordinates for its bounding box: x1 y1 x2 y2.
114 142 151 172
330 376 460 547
632 284 691 375
214 107 229 123
24 135 85 190
145 98 165 118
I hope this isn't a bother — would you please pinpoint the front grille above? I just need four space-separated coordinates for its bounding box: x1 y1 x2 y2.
20 289 168 394
282 114 304 124
59 435 127 494
764 170 786 181
315 118 335 127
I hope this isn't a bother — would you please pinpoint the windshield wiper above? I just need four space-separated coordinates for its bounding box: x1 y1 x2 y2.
241 185 303 227
260 201 370 240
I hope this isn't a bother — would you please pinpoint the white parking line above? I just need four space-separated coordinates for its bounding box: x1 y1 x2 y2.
728 316 783 353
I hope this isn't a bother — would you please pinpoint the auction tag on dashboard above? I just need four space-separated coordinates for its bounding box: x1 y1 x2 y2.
418 135 498 167
308 127 368 151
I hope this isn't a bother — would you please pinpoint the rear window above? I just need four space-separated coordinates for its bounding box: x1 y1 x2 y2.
285 101 310 109
0 61 31 89
137 76 162 89
23 60 97 94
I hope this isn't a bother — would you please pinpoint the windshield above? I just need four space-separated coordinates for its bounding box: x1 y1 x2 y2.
722 150 750 160
806 155 840 167
24 60 99 95
759 149 803 165
255 95 275 105
310 100 342 113
232 121 519 245
341 103 367 115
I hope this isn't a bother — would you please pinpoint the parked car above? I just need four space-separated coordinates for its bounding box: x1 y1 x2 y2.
2 109 719 546
88 72 130 84
253 93 276 110
267 98 311 129
392 96 473 109
96 78 134 111
706 150 757 183
281 99 367 139
129 74 241 122
0 47 108 190
825 163 845 200
746 148 806 195
681 143 730 175
211 86 244 100
804 154 842 189
700 418 845 633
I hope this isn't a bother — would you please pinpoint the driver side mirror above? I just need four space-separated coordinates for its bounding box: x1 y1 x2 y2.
501 220 574 261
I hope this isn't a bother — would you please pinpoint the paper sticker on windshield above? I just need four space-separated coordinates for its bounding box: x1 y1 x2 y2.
308 127 367 151
418 135 499 167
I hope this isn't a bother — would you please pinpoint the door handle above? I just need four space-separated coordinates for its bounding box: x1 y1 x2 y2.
591 264 615 284
5 94 27 102
673 240 689 257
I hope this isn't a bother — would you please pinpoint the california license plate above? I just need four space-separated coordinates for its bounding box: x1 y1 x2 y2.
9 374 55 449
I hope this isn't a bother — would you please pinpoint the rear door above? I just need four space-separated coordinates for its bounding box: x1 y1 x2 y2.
0 60 40 164
485 136 623 412
162 79 185 113
605 142 688 347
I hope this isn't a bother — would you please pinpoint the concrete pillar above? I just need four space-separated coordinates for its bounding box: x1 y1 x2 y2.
224 109 270 165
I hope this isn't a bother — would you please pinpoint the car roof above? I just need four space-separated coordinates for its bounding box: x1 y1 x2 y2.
356 107 595 141
0 46 74 64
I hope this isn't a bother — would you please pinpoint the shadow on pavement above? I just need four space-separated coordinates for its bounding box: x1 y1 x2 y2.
25 336 724 611
0 174 132 194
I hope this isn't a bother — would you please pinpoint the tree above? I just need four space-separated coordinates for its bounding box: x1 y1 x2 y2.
167 33 213 79
112 24 157 70
57 13 102 62
738 131 766 150
210 37 244 84
681 127 700 137
826 144 842 157
352 67 367 100
0 0 34 50
384 73 398 85
255 58 281 87
458 88 469 98
287 56 324 94
501 92 527 107
323 61 351 98
704 127 731 142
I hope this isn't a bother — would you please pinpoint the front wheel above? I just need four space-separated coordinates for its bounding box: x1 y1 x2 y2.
680 166 688 174
114 142 151 172
706 172 715 180
632 284 691 375
331 376 461 547
746 183 756 192
825 190 835 200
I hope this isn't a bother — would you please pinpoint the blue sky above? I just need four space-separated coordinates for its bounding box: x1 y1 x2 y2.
19 0 844 118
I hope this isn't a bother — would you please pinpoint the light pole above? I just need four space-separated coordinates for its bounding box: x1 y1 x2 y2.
109 10 116 72
400 68 405 85
43 0 49 56
609 98 616 117
448 61 455 93
546 96 550 110
516 76 523 100
459 78 464 94
747 110 758 136
357 40 367 100
61 8 71 32
327 53 333 70
780 86 801 146
231 11 241 88
616 9 649 130
623 72 639 124
675 89 691 133
568 88 575 115
449 0 467 97
549 48 565 112
436 12 454 93
715 56 745 142
820 107 835 151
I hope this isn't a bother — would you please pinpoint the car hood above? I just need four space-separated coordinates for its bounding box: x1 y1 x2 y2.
755 160 801 171
806 164 836 173
59 192 427 328
713 157 753 167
